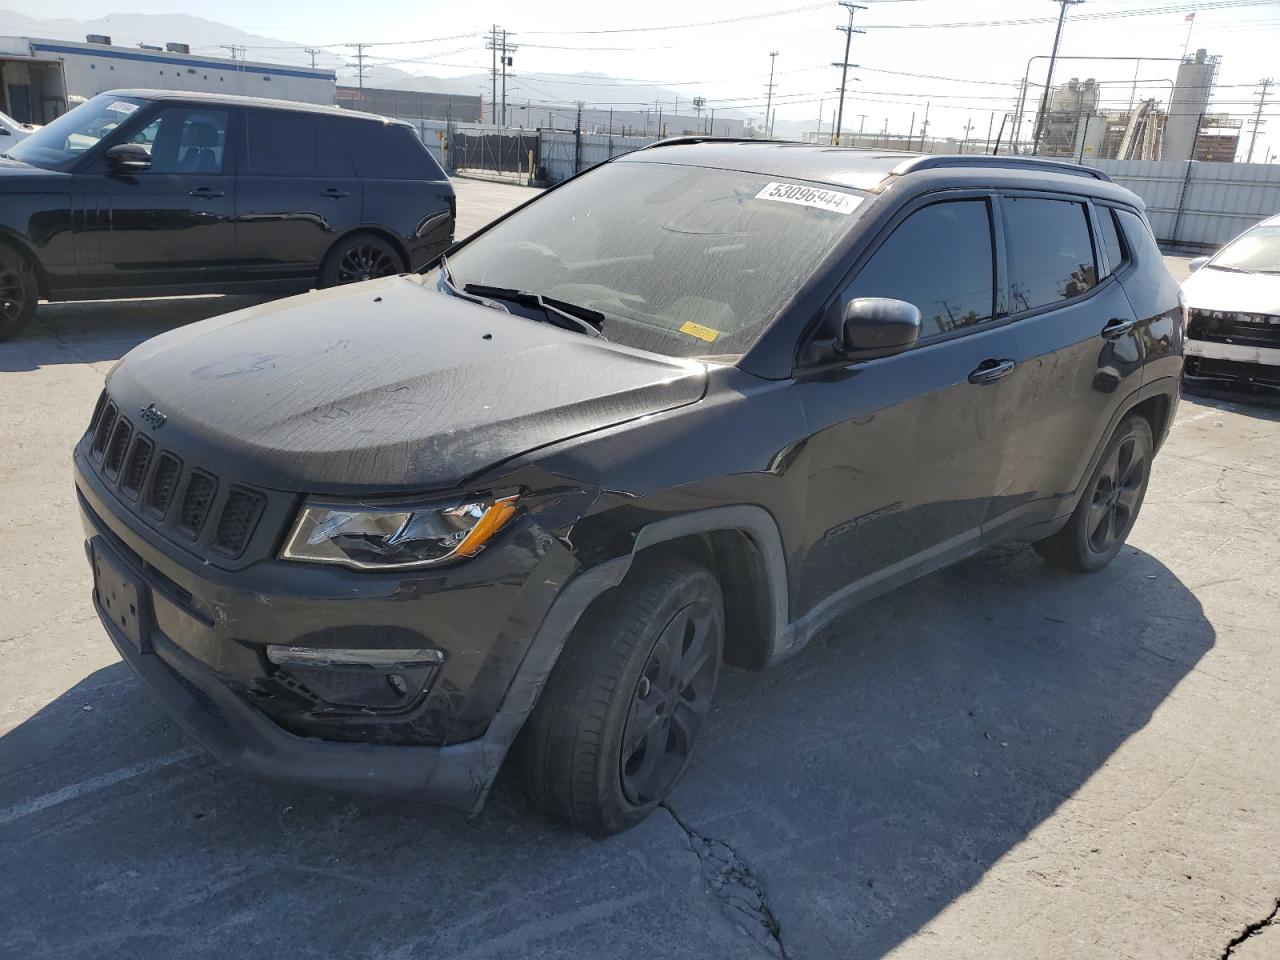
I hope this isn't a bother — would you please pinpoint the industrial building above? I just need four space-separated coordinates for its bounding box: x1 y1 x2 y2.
1037 49 1240 163
336 86 482 123
0 34 336 124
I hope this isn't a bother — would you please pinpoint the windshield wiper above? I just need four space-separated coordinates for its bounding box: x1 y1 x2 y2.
463 282 607 339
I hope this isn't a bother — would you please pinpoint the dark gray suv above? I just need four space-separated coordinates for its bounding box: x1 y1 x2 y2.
76 143 1184 834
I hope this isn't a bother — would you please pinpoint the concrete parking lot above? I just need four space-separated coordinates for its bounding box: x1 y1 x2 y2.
2 177 1279 960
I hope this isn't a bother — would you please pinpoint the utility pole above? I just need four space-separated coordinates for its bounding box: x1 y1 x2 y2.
219 44 246 61
1247 78 1272 163
1032 0 1085 156
832 2 866 145
487 25 498 124
960 116 974 154
765 51 779 138
304 48 321 69
486 28 515 128
919 101 930 151
345 43 370 92
816 98 824 142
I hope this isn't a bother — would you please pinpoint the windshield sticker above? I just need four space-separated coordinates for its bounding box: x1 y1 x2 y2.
107 101 139 115
754 182 862 215
679 320 720 343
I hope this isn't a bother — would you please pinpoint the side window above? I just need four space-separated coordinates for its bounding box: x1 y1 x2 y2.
130 107 229 175
1096 206 1127 277
1115 209 1161 265
243 110 315 176
1004 197 1097 312
845 199 995 338
332 118 438 179
315 117 355 178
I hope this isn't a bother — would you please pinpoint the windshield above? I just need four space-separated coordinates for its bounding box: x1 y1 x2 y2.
6 94 145 170
443 160 866 358
1210 222 1280 274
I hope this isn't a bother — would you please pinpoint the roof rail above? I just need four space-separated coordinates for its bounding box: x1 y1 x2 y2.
889 155 1112 182
640 136 798 150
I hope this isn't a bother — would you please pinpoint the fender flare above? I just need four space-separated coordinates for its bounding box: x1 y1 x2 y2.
458 505 790 813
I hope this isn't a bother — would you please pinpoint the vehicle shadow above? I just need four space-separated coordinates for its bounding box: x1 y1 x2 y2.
0 296 272 372
0 544 1212 960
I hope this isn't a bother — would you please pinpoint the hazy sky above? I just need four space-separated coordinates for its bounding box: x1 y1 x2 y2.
9 0 1280 153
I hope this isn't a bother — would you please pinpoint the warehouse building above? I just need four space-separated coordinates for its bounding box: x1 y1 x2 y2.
0 34 336 123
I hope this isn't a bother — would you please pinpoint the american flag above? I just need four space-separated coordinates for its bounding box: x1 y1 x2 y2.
1184 12 1195 21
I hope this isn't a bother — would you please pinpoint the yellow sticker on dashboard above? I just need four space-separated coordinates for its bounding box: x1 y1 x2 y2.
679 321 720 342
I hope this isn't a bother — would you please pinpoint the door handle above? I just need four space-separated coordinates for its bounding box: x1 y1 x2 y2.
1101 317 1138 339
968 358 1017 385
187 187 225 198
321 188 351 198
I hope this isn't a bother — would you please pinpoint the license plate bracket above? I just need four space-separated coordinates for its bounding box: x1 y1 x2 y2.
92 540 151 652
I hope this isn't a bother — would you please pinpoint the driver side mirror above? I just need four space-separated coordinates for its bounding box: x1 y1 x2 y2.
839 297 921 360
104 142 151 173
1187 256 1210 273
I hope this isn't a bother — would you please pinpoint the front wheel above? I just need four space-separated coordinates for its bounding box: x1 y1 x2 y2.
0 244 38 341
1033 415 1154 572
317 233 406 288
521 558 724 835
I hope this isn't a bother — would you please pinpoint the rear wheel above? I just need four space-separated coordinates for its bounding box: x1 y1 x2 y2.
317 233 405 288
1033 415 1153 572
522 558 724 835
0 244 38 341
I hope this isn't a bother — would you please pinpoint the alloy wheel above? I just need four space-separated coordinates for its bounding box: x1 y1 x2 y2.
334 245 399 284
1087 434 1147 554
619 602 718 805
0 260 26 326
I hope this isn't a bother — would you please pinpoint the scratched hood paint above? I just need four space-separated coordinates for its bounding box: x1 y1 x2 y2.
107 275 707 493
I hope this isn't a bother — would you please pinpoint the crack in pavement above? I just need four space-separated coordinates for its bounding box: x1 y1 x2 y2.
660 801 789 959
1222 899 1280 958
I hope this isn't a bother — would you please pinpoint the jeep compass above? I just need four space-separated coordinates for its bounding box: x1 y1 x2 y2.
75 141 1184 835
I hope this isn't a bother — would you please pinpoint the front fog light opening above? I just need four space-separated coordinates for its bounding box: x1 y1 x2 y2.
267 646 444 713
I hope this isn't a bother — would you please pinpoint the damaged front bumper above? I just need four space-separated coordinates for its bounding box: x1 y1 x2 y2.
76 451 595 812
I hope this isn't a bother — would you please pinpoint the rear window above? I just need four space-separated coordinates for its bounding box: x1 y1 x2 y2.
333 119 439 180
1004 197 1098 312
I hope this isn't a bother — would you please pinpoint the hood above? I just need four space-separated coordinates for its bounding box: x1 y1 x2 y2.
0 155 68 186
1182 265 1280 315
107 276 707 494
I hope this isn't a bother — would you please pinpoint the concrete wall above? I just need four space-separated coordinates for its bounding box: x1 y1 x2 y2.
1093 158 1280 248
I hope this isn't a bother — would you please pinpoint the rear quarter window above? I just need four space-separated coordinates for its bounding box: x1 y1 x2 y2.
333 119 442 180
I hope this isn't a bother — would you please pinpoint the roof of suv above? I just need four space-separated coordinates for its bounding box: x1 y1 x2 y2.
621 139 1127 199
101 88 408 126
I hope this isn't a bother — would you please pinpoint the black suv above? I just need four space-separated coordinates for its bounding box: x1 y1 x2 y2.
75 142 1184 835
0 89 454 340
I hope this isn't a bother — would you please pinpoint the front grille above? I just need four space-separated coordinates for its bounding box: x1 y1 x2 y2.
176 472 218 539
1190 309 1280 348
103 418 133 479
120 436 153 500
83 392 270 561
214 488 266 558
145 453 182 519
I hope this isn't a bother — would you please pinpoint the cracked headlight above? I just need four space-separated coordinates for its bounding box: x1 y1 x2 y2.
281 494 519 570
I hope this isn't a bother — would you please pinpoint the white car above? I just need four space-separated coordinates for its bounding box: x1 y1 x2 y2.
1181 212 1280 389
0 110 38 145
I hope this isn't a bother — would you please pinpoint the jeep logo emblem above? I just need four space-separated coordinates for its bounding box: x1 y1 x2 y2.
139 403 167 430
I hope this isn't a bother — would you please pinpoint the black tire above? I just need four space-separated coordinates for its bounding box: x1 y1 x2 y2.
317 233 406 288
0 243 38 341
1033 415 1154 572
522 558 724 835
